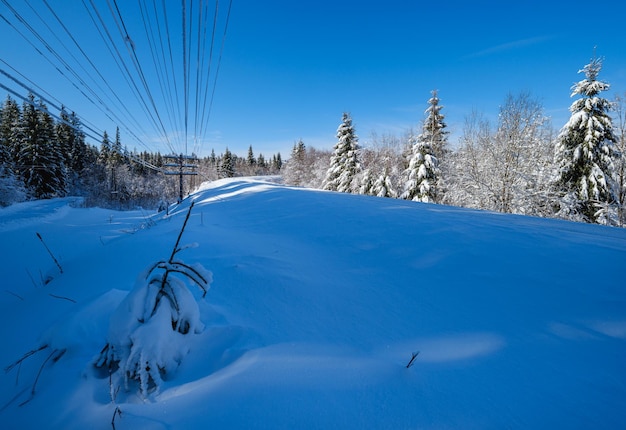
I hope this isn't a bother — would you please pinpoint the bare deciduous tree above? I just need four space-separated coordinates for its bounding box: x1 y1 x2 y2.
445 93 553 214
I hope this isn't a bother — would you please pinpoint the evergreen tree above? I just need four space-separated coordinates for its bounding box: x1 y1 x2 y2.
0 96 26 205
422 90 449 162
209 148 217 165
323 112 360 193
111 126 123 166
272 152 282 172
219 147 235 178
18 95 64 198
257 153 266 169
247 145 256 167
401 137 439 202
0 96 21 169
56 108 72 164
554 57 618 224
99 130 111 166
68 111 86 174
56 107 83 192
358 169 375 195
284 140 306 186
41 101 66 195
402 92 445 203
372 165 398 198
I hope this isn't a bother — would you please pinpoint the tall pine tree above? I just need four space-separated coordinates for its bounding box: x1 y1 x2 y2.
402 91 446 203
18 95 64 198
323 112 360 193
220 147 235 178
0 96 21 169
285 139 306 186
0 96 26 205
422 90 448 162
554 57 618 224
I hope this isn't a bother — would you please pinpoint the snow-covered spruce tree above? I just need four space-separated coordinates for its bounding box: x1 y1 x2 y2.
99 130 111 166
1 98 28 206
359 131 404 198
219 147 235 178
96 202 211 397
1 96 20 167
422 90 449 162
401 136 439 202
56 108 87 193
372 164 398 198
323 112 361 193
554 57 618 224
17 95 65 198
283 139 306 186
0 98 27 204
401 91 447 203
246 144 256 171
359 168 375 195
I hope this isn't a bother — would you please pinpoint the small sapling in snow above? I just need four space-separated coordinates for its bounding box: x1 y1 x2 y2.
95 201 212 397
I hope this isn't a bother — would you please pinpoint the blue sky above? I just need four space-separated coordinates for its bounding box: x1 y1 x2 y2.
1 0 626 158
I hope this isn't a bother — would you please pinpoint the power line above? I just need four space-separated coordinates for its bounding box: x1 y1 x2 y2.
1 0 152 151
1 0 233 159
0 80 101 143
108 0 176 153
41 0 152 151
200 0 232 145
0 58 103 139
138 0 182 152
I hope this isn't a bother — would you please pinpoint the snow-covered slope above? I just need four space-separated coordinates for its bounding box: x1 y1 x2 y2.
1 177 625 429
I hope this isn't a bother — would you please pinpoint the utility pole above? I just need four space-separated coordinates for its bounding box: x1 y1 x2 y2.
163 153 198 203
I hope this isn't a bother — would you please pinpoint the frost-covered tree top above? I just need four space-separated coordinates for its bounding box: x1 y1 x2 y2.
555 56 618 223
421 90 448 161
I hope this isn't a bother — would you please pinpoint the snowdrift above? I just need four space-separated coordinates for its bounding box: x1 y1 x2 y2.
1 177 625 429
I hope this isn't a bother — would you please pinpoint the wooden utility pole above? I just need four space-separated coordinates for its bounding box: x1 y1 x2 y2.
163 154 198 203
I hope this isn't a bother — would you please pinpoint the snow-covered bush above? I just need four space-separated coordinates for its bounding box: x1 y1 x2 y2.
95 202 211 397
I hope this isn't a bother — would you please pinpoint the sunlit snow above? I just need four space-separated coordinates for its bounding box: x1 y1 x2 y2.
1 177 625 429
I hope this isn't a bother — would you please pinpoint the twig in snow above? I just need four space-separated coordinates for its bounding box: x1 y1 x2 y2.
406 351 420 369
4 290 24 301
5 345 49 373
39 270 49 286
19 348 65 406
111 406 122 430
36 232 63 274
48 293 77 303
25 268 38 288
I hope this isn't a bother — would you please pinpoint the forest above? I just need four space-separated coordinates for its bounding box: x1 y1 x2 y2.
284 58 625 227
1 58 624 226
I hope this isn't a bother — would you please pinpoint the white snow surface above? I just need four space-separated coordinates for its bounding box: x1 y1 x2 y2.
1 177 626 429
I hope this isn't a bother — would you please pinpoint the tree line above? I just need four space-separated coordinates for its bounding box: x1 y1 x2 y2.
283 58 626 226
1 57 624 226
0 94 282 208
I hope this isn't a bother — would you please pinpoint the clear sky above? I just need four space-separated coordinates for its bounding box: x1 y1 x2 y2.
1 0 626 158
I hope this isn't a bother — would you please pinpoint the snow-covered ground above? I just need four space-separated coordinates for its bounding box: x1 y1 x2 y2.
1 177 625 429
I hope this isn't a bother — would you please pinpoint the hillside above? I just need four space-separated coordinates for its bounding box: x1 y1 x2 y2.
1 177 625 429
